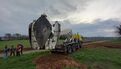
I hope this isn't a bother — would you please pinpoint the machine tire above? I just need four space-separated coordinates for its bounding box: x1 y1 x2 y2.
64 47 68 54
51 50 56 53
67 46 72 54
72 45 76 52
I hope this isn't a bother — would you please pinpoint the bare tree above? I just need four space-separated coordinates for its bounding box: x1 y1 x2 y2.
116 25 121 37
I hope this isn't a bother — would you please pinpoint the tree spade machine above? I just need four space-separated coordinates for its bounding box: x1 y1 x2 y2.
29 14 83 54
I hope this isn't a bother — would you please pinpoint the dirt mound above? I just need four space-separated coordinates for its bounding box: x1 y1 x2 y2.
34 54 87 69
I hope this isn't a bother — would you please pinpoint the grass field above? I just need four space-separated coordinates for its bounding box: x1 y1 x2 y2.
0 51 50 69
0 48 121 69
70 48 121 69
0 40 30 50
0 40 121 69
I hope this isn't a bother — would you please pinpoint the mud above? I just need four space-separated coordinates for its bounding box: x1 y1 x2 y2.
34 54 87 69
84 41 121 49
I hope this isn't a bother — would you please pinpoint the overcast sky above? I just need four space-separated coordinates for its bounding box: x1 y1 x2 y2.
0 0 121 37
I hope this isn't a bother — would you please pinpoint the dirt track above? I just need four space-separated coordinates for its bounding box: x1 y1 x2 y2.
34 54 87 69
84 41 121 49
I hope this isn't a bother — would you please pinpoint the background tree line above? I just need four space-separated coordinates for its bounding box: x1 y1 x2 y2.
0 33 28 41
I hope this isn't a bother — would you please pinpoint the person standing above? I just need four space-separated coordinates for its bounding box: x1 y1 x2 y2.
16 45 21 56
3 45 9 59
10 45 15 56
19 44 24 55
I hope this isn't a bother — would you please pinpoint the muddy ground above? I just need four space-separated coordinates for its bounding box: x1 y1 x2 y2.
34 54 87 69
84 41 121 49
34 41 121 69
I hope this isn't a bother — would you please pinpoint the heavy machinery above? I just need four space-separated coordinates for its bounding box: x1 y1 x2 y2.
29 14 83 53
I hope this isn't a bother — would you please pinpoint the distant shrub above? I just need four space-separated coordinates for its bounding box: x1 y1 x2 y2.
116 25 121 38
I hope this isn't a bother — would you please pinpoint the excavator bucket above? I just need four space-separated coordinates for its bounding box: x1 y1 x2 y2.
29 14 52 49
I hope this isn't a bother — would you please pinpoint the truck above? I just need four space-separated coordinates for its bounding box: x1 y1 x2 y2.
29 14 83 54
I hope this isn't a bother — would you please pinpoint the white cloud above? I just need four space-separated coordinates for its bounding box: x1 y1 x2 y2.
39 0 121 24
63 0 121 24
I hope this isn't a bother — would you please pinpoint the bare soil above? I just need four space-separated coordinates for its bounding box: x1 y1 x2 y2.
34 54 87 69
84 41 121 49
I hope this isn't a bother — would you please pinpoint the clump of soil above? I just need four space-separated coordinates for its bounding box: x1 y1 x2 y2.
34 54 87 69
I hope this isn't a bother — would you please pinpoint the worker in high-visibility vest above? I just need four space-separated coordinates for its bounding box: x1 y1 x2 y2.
72 33 84 42
76 33 84 42
76 33 84 48
71 33 84 48
72 34 77 42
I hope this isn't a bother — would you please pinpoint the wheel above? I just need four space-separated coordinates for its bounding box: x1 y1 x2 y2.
64 47 68 54
79 44 82 48
67 46 72 54
72 46 76 52
51 50 56 53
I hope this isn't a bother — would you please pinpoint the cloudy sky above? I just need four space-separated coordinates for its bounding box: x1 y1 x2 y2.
0 0 121 37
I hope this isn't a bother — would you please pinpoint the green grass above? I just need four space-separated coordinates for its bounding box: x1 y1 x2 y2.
1 39 121 69
70 48 121 69
1 48 121 69
0 51 50 69
0 40 30 50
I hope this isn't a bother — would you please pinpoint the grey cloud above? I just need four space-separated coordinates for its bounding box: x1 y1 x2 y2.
61 19 121 37
0 0 89 36
0 0 121 37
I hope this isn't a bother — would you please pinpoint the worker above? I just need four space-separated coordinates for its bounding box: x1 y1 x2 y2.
76 33 84 42
76 33 84 48
19 44 24 55
16 44 21 56
72 34 77 42
3 45 9 59
10 45 16 56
